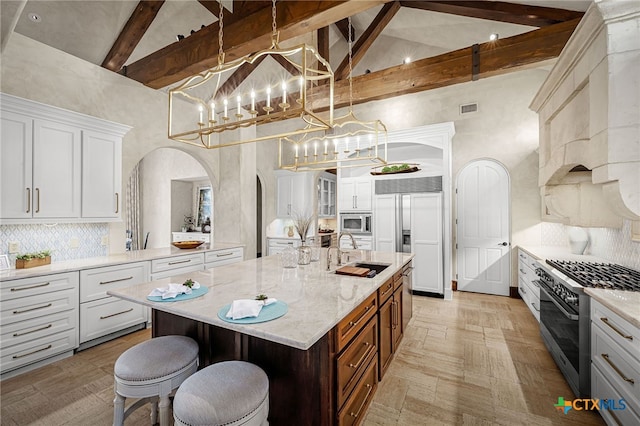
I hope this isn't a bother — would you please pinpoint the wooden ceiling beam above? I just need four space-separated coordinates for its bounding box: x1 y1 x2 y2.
215 55 266 99
335 1 401 81
197 1 271 25
400 1 583 27
271 54 300 77
123 0 391 89
307 18 581 110
317 26 330 72
334 18 355 41
101 1 164 72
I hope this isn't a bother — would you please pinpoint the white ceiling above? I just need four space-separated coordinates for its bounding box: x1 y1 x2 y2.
4 0 591 87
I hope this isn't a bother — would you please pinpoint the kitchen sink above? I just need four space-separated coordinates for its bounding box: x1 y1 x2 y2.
352 262 391 274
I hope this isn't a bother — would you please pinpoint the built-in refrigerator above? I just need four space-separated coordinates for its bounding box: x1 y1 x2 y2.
374 177 444 296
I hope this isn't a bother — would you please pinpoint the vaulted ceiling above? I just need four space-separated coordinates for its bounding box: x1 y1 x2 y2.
3 0 590 109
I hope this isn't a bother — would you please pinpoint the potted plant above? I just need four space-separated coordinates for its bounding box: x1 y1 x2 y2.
15 250 52 269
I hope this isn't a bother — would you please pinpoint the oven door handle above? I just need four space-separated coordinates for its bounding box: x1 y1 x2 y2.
539 285 579 321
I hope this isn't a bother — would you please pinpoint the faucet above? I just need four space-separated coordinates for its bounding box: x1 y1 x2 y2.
327 245 340 270
327 232 360 270
338 231 358 250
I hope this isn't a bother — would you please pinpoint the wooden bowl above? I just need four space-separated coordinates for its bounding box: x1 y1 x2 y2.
172 241 204 249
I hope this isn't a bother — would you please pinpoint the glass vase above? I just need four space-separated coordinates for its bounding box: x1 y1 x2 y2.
309 237 321 262
298 243 311 265
281 244 298 268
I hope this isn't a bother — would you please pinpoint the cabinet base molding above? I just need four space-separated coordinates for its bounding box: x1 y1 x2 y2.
411 290 444 299
510 286 520 299
76 322 146 352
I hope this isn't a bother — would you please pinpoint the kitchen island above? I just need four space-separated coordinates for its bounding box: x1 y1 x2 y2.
108 249 413 425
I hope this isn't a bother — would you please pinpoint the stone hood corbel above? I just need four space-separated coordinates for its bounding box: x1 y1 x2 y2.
530 0 640 228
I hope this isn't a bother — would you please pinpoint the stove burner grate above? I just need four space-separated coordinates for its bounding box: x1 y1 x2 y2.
546 259 640 291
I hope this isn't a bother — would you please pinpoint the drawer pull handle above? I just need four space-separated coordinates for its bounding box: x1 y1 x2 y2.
600 317 633 340
532 280 540 288
12 344 52 359
13 303 52 314
26 188 31 213
349 383 373 419
608 406 622 426
519 254 525 259
100 308 134 320
115 192 119 214
519 268 526 274
11 282 50 292
168 259 191 265
348 305 373 330
531 302 539 312
348 342 375 369
380 284 393 297
601 353 635 384
520 286 526 294
35 188 40 213
216 252 233 257
13 324 53 337
99 276 133 285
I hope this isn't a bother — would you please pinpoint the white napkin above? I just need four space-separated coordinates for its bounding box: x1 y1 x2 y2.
148 281 200 299
225 298 277 320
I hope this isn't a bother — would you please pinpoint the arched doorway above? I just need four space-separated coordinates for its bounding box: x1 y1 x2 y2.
456 159 511 296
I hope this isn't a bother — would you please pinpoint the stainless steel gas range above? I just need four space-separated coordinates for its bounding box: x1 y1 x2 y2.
534 259 640 398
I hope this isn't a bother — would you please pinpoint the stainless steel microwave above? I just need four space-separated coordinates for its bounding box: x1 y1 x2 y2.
340 213 372 234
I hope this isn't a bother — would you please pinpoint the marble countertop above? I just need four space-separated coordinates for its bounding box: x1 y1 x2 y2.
0 242 244 281
108 250 414 350
584 288 640 329
517 245 607 263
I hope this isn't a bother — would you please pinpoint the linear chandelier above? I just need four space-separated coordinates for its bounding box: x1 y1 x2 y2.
168 0 334 149
278 17 387 171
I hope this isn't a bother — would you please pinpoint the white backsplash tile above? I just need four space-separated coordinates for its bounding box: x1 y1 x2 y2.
541 220 640 270
0 223 108 265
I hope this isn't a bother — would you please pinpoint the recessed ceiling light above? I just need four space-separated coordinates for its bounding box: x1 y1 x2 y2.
28 13 42 23
489 33 499 41
403 57 411 64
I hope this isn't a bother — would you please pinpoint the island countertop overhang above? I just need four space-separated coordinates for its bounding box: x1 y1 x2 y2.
108 250 414 350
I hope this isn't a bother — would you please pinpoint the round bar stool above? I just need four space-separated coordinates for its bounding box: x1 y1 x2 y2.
113 335 199 426
173 360 269 426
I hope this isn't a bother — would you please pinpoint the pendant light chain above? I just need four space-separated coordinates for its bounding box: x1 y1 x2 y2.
348 16 354 111
218 0 224 65
272 0 277 38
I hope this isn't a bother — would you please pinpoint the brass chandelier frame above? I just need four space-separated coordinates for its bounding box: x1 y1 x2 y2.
168 0 334 149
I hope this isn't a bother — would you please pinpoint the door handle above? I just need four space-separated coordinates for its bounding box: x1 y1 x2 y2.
26 188 31 213
35 188 40 213
498 242 508 246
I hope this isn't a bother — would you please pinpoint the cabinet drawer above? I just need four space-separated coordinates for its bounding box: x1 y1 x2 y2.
80 261 149 303
150 263 204 280
205 248 243 265
592 301 640 361
337 318 378 408
517 249 538 271
393 271 402 291
338 357 378 426
79 297 146 343
1 329 77 373
151 253 204 274
1 272 78 302
592 362 640 426
377 278 394 305
336 293 377 352
1 287 78 326
592 322 640 410
1 309 77 350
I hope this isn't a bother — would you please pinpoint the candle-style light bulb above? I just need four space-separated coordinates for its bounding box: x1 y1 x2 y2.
295 144 299 158
210 101 215 121
198 105 204 123
223 98 228 118
324 140 328 155
266 87 271 108
333 139 338 153
299 76 304 98
281 81 287 106
314 141 318 156
250 90 255 112
356 136 360 150
345 137 350 152
304 143 308 157
236 95 241 114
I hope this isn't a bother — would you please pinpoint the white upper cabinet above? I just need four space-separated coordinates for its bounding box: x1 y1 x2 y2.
1 111 34 219
339 177 372 212
276 171 312 218
317 172 336 218
0 93 130 223
81 130 122 219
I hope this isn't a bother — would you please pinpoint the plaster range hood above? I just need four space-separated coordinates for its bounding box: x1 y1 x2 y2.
530 0 640 228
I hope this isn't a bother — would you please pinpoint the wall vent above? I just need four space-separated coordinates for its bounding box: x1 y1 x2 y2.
460 103 478 114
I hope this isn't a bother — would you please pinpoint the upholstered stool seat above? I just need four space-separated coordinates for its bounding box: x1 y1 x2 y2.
173 360 269 426
113 335 199 426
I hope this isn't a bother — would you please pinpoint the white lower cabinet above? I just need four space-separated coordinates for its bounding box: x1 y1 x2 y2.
150 253 205 280
79 262 149 347
0 272 79 377
339 235 372 250
517 248 540 322
591 299 640 425
205 247 243 269
172 232 210 243
267 238 300 256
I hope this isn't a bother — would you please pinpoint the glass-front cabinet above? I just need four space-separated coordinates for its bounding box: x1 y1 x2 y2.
317 172 336 218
